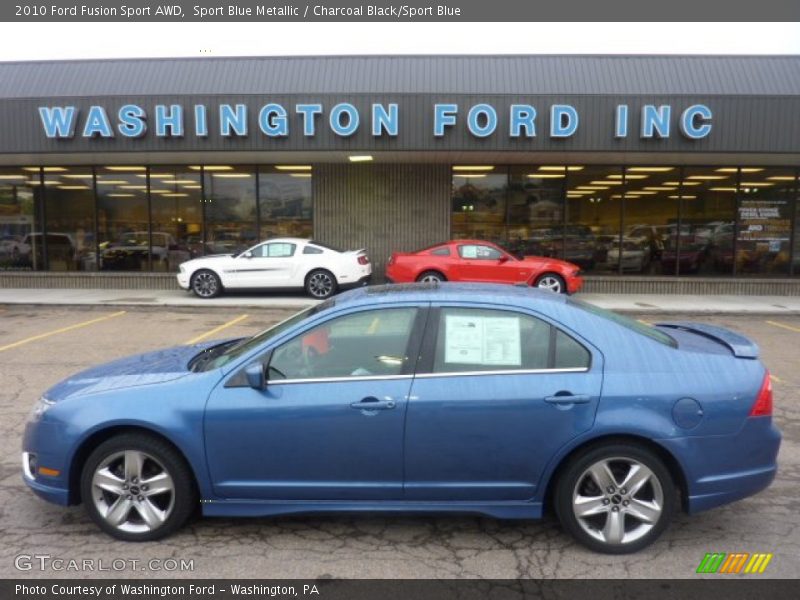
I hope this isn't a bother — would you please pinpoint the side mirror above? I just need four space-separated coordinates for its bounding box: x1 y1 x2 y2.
244 363 266 390
498 255 509 263
240 251 253 259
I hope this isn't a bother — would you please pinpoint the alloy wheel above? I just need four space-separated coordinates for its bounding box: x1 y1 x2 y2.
308 272 334 298
571 457 664 546
537 276 563 293
420 274 442 283
192 272 218 298
91 450 175 534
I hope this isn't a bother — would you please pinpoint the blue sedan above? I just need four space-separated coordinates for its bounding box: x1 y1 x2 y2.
22 283 780 553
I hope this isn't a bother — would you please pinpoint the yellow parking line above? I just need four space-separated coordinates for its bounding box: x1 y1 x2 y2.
637 319 651 325
186 314 249 345
766 320 800 334
0 311 127 353
770 374 783 384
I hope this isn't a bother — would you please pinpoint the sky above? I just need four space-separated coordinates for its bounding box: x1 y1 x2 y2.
0 22 799 60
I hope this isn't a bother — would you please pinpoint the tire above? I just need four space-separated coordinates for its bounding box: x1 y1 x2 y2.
305 269 337 299
190 269 222 299
553 443 676 554
535 273 566 294
416 270 446 283
80 433 197 542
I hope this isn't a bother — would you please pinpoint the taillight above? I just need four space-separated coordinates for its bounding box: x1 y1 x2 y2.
749 371 773 417
387 255 394 266
358 255 369 265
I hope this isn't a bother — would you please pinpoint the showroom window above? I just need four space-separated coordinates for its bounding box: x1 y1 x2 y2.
564 166 623 274
735 168 795 276
96 167 150 271
451 166 508 244
204 165 258 256
793 171 800 277
258 166 313 239
149 166 203 272
507 166 565 260
621 166 680 276
40 167 96 271
680 167 738 276
0 167 38 270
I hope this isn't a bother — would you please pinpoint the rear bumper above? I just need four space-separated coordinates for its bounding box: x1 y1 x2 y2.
340 274 373 290
658 417 781 514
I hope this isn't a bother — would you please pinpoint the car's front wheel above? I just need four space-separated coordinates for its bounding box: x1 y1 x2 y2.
190 269 222 299
554 443 676 554
305 269 337 299
535 273 566 294
80 433 197 541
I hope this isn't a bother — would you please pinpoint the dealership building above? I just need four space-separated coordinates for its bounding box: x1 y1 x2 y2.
0 54 799 293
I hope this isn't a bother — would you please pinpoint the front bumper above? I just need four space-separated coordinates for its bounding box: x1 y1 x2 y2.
177 272 190 290
21 452 70 506
566 275 584 294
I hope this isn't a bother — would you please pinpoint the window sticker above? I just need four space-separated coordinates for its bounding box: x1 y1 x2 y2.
444 314 521 366
461 245 478 259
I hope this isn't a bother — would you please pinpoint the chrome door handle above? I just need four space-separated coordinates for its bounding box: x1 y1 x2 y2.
544 394 591 405
350 398 396 410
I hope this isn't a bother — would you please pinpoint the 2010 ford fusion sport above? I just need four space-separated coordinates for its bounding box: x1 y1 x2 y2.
22 284 780 553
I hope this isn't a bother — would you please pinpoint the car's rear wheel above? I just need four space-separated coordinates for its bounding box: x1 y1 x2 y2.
416 270 446 283
554 443 676 554
535 273 566 294
190 269 222 299
305 269 337 299
80 433 197 542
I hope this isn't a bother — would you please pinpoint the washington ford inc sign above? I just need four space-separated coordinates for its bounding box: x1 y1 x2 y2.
37 101 714 140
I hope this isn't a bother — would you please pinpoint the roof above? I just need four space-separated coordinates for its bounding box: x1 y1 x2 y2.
1 55 799 99
337 282 568 307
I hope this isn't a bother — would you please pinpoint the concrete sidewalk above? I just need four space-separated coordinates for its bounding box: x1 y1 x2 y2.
1 287 799 314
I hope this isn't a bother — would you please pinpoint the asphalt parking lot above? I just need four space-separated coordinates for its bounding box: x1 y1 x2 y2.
0 305 798 579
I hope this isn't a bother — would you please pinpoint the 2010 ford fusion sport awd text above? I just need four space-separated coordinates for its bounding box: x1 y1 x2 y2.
21 284 780 553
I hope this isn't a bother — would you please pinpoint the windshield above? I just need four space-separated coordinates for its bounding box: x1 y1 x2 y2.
567 298 677 348
190 300 335 372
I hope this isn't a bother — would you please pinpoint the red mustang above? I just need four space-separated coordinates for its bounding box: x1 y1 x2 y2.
385 240 584 294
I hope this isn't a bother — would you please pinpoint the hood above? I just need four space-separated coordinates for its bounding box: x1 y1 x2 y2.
44 341 222 401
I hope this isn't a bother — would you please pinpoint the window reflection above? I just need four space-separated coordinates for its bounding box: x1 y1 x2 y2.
735 168 795 276
564 166 623 273
681 168 737 275
150 167 201 272
622 167 679 275
258 167 312 239
451 167 507 245
40 167 95 271
506 166 565 259
204 165 258 255
96 167 150 271
0 167 38 270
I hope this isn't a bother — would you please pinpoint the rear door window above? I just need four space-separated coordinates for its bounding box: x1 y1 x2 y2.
431 307 589 373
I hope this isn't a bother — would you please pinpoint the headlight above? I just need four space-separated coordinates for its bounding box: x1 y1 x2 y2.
29 396 55 421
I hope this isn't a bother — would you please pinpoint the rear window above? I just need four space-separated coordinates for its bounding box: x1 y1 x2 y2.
568 298 677 348
430 246 450 256
309 240 342 252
